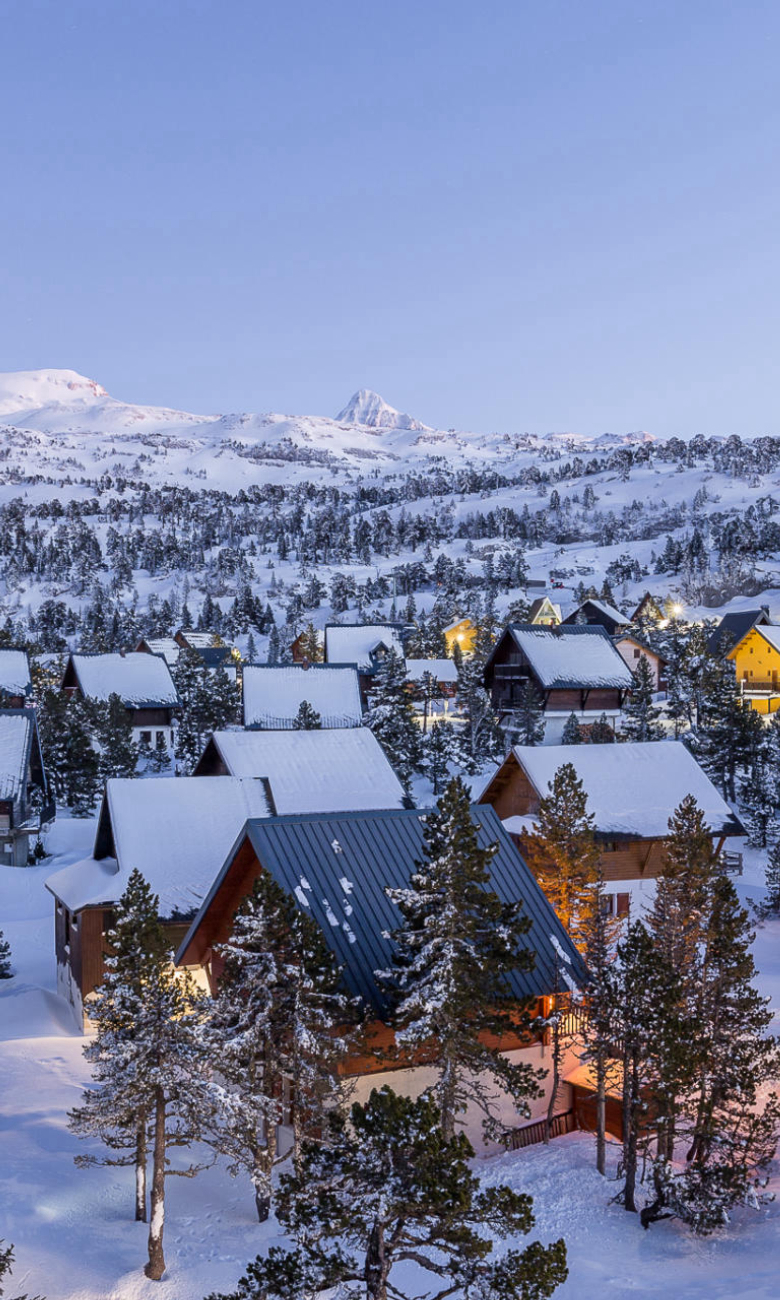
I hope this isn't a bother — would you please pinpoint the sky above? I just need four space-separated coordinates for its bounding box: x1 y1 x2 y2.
1 0 779 437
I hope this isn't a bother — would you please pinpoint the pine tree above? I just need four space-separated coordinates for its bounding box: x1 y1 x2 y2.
63 698 101 816
621 656 663 742
561 712 583 744
0 1240 43 1300
759 837 780 917
173 651 240 773
201 875 358 1220
70 870 169 1222
524 763 600 951
0 930 11 979
292 699 322 730
578 870 620 1174
266 625 281 665
587 712 615 744
364 648 421 794
383 777 543 1141
423 719 455 795
206 1087 568 1300
452 652 504 774
94 692 140 781
295 621 322 662
146 729 170 775
509 678 546 746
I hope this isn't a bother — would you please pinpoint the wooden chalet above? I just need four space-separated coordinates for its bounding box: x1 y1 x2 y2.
612 631 666 691
242 663 364 729
61 651 179 750
324 623 407 701
0 711 55 866
708 607 771 659
176 805 588 1148
483 624 634 743
561 598 630 636
725 622 780 714
527 597 561 626
137 631 239 681
478 741 744 918
630 592 667 626
0 649 33 708
45 776 269 1027
193 727 408 813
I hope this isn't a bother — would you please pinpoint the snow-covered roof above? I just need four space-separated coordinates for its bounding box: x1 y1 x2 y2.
324 624 405 670
243 665 363 729
444 617 472 632
203 728 406 813
0 649 32 698
141 637 180 666
504 626 634 689
749 625 780 655
177 630 222 650
0 711 34 801
405 658 458 684
68 653 178 707
579 598 627 624
45 776 270 917
503 741 742 838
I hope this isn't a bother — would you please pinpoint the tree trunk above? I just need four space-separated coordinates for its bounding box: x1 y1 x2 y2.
544 1008 562 1144
365 1219 390 1300
252 1113 278 1222
622 1053 640 1213
144 1089 167 1280
595 1042 606 1177
254 1186 271 1223
135 1119 147 1222
439 1059 457 1143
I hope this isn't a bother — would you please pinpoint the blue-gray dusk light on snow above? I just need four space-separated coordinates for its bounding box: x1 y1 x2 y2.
2 0 780 437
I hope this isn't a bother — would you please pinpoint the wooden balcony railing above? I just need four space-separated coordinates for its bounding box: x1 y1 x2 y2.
507 1110 577 1150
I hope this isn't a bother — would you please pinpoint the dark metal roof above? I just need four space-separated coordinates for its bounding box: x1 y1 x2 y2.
178 805 587 1016
194 646 235 668
707 609 771 657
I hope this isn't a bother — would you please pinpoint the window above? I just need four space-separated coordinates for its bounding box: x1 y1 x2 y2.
140 730 152 746
64 909 71 948
633 648 640 659
617 893 630 916
155 731 166 746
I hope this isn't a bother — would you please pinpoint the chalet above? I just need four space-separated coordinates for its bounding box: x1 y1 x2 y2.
443 617 477 656
483 625 634 744
45 776 269 1027
61 652 179 750
137 632 239 681
135 636 179 667
193 727 408 813
242 663 363 729
478 741 743 917
725 623 780 714
630 592 667 626
708 606 771 659
0 649 33 707
176 805 587 1148
561 598 629 636
290 630 322 663
0 711 55 866
612 631 666 691
527 597 561 626
324 623 406 700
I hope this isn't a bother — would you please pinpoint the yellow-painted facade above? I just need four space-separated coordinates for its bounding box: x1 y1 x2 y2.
444 617 477 657
726 627 780 714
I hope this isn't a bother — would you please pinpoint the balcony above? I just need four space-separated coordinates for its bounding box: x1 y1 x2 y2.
739 680 780 697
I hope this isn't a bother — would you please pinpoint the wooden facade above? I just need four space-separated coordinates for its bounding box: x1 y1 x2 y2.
484 631 627 715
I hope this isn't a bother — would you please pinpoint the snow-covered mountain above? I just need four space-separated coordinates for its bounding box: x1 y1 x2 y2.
335 388 430 432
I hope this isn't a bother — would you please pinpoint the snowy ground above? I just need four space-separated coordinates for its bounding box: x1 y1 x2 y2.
2 820 780 1299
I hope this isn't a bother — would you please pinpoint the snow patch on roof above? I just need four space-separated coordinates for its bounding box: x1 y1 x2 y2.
406 658 458 683
0 712 33 801
70 653 178 706
324 624 405 670
508 626 633 689
242 665 363 728
0 650 32 697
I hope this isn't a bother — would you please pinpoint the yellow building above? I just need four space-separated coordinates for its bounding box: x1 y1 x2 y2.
726 624 780 714
444 617 477 657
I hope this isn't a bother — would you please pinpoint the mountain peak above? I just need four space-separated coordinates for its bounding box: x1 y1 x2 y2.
0 368 108 416
335 389 428 432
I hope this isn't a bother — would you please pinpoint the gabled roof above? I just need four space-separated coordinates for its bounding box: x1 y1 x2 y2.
324 623 406 670
0 649 32 699
176 629 223 650
0 710 39 802
405 658 458 684
716 610 773 657
177 805 587 1015
197 728 406 813
138 637 180 666
45 776 270 917
243 664 363 729
612 631 665 662
528 597 562 624
443 617 474 633
65 653 179 707
562 598 628 627
488 625 634 690
484 741 742 839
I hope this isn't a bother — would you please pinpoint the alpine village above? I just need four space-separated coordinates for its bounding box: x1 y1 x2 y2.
3 394 780 1300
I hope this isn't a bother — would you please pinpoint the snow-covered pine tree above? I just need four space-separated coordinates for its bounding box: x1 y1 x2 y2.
759 837 780 917
295 621 322 662
621 656 663 742
146 729 170 775
524 762 600 951
587 712 615 744
364 648 421 794
423 719 455 794
417 669 443 733
69 869 169 1222
173 650 240 773
739 757 777 849
578 869 620 1175
452 652 504 774
205 1087 568 1300
63 698 100 816
292 699 322 730
383 777 543 1142
509 678 545 746
202 874 358 1220
94 692 140 781
0 1240 43 1300
561 711 583 744
266 625 281 665
0 930 11 979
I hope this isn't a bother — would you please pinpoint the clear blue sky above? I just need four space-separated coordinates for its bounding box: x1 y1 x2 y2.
2 0 779 436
